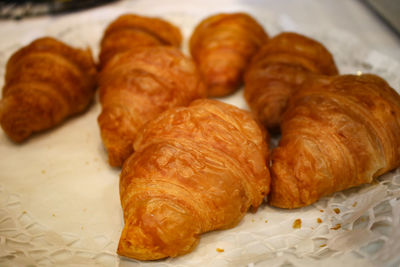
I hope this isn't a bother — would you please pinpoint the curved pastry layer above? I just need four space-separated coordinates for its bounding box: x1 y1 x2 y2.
98 46 206 167
99 13 182 69
270 74 400 208
244 32 338 132
118 99 271 260
0 37 97 142
190 12 268 97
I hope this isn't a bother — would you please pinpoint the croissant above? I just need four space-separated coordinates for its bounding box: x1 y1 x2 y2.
99 13 182 69
0 37 97 142
98 46 206 167
244 32 338 132
270 74 400 209
117 99 271 260
190 12 268 97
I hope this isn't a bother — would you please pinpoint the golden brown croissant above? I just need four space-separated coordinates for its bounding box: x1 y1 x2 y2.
244 32 338 132
190 12 268 97
0 37 97 142
117 99 271 260
98 46 206 167
270 74 400 209
99 13 182 69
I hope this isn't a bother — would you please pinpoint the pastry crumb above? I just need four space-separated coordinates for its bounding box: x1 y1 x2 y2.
317 218 322 223
216 248 224 253
333 208 340 214
320 244 327 247
251 218 255 222
331 224 341 230
292 219 302 229
352 201 358 207
52 213 56 217
320 209 324 212
265 220 268 223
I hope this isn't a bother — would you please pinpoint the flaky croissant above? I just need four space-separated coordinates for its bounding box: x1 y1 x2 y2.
117 99 271 260
0 37 97 142
270 74 400 209
99 13 182 69
244 32 338 132
98 46 206 167
190 12 268 97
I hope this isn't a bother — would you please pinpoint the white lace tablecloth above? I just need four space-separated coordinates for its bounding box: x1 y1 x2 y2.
0 1 400 266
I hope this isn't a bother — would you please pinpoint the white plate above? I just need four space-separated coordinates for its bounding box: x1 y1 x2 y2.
0 4 400 267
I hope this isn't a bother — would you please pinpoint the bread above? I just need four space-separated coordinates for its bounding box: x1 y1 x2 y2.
190 12 268 97
244 32 338 132
0 37 97 142
117 99 271 260
99 13 182 69
270 74 400 208
98 46 206 167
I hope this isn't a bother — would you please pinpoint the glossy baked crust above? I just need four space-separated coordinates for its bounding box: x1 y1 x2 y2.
118 99 271 260
190 12 268 97
270 74 400 208
99 13 182 69
244 32 338 132
98 46 206 167
0 37 97 142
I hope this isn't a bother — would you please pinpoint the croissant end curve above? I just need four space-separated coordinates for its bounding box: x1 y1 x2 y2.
244 32 338 132
99 13 182 69
0 37 97 142
117 99 271 260
190 12 268 97
98 46 206 167
270 74 400 208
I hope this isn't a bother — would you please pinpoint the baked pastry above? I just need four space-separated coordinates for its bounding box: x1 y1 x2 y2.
0 37 97 142
270 74 400 208
117 99 271 260
99 13 182 69
98 46 206 167
190 12 268 97
244 32 338 132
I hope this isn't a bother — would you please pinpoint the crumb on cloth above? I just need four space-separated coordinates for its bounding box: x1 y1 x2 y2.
333 208 340 214
292 218 301 229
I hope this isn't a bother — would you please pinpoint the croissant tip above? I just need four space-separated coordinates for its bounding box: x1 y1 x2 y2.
116 230 168 261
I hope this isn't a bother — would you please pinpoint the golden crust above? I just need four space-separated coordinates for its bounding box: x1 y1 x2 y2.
269 74 400 208
99 14 182 68
118 99 271 260
244 32 338 132
0 37 97 142
98 46 206 167
190 12 268 97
